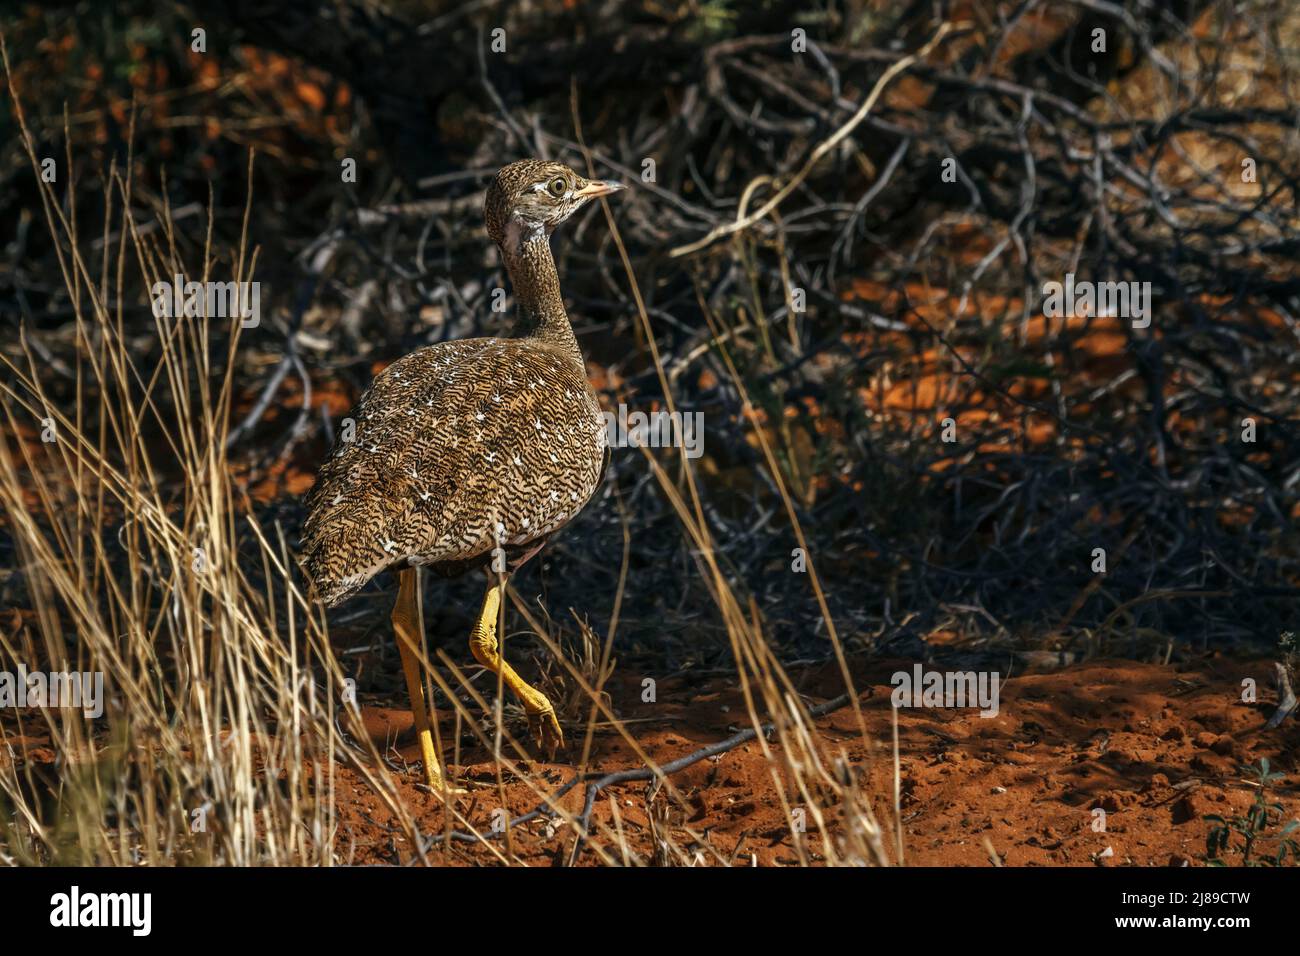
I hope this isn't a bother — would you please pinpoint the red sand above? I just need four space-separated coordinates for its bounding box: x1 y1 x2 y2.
333 655 1298 866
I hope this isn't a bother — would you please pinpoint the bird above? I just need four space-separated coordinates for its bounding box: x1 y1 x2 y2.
300 160 624 793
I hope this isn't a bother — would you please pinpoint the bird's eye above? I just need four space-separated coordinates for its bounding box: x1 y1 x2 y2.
547 176 568 198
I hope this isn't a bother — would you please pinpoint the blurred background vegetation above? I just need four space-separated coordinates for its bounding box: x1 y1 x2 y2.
2 0 1298 678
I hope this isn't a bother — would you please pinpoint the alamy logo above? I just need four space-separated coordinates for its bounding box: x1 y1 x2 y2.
0 665 104 717
150 273 260 327
49 886 151 936
603 405 704 460
890 664 1000 717
1042 273 1150 328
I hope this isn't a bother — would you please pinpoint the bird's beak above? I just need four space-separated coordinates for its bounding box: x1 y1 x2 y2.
576 180 626 199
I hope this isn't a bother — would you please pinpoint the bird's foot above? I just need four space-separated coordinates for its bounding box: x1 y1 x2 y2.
417 769 468 799
526 702 565 759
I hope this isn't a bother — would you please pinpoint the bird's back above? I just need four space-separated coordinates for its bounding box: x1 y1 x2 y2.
301 337 606 605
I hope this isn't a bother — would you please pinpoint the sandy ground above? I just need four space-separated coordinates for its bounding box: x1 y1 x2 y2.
330 654 1299 866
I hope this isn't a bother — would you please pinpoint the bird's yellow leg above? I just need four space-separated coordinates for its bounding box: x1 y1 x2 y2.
391 567 461 795
468 576 565 755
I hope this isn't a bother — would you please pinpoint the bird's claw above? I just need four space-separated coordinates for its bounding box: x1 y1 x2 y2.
527 705 565 759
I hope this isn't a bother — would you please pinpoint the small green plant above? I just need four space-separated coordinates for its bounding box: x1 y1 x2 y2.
1204 759 1300 866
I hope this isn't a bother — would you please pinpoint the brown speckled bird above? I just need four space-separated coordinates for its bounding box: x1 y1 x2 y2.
300 160 624 792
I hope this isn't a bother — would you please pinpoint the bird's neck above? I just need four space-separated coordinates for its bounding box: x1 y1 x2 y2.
501 220 582 365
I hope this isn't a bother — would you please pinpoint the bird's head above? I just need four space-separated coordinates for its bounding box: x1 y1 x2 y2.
484 160 624 254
